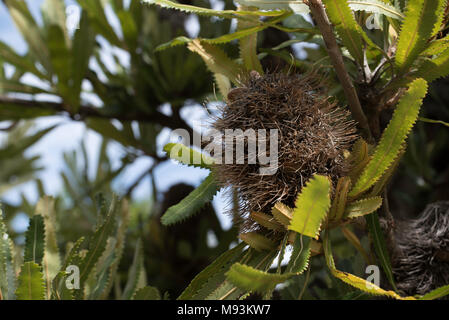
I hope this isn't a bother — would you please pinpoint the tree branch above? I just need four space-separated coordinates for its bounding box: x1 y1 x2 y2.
306 0 373 142
0 95 194 135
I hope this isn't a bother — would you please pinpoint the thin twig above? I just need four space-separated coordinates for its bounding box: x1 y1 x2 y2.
306 0 373 142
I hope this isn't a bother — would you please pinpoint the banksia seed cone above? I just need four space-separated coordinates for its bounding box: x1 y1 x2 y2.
211 72 357 230
391 201 449 296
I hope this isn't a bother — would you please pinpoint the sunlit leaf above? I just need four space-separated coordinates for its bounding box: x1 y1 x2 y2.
350 78 427 197
15 262 46 300
289 175 331 239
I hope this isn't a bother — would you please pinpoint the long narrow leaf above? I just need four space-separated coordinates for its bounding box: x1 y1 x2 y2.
0 211 16 300
161 172 219 225
350 78 427 197
23 215 45 265
395 0 446 73
15 262 46 300
323 0 366 65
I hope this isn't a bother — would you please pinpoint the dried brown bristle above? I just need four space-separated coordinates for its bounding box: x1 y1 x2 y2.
211 72 358 231
392 201 449 297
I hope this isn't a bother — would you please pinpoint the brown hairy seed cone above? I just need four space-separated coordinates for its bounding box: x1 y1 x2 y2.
391 201 449 297
211 72 358 231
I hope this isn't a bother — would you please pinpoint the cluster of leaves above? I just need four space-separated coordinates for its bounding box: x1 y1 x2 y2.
0 0 242 299
153 0 449 300
1 0 449 300
0 195 166 300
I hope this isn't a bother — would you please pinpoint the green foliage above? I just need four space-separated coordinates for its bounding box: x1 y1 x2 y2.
395 0 446 73
144 0 286 19
323 0 366 65
414 47 449 82
23 215 45 265
178 243 247 300
350 78 428 197
187 40 245 85
365 212 397 291
133 286 162 300
239 232 277 251
420 284 449 300
0 0 448 302
0 194 168 300
15 262 46 300
289 175 331 239
0 211 16 300
226 263 290 293
160 173 219 226
163 143 215 169
344 197 383 219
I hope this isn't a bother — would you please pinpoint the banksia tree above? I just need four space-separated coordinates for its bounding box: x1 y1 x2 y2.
150 0 449 301
150 0 449 299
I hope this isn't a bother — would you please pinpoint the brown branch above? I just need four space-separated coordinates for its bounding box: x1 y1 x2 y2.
306 0 373 142
0 95 194 134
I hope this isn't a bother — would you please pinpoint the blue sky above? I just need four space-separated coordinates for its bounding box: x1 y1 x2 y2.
0 0 232 230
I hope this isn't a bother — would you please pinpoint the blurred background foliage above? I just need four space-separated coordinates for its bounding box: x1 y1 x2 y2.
0 0 448 299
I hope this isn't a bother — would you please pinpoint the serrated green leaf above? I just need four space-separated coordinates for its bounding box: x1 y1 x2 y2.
285 235 311 274
88 237 117 300
369 147 404 196
161 172 219 226
51 237 85 300
271 202 293 227
365 212 397 291
178 243 246 299
144 0 287 19
238 6 264 74
35 197 61 300
250 211 285 231
329 176 352 221
121 239 144 300
0 211 16 300
395 0 446 73
236 0 309 13
214 73 231 98
188 40 245 85
156 24 268 52
163 143 215 169
421 36 449 56
24 215 45 265
350 78 427 197
322 0 366 65
345 197 383 218
99 200 130 300
414 47 449 82
77 198 117 295
207 248 278 300
133 286 161 300
15 262 46 300
288 175 331 239
226 263 289 293
420 284 449 300
239 232 277 251
323 231 412 300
